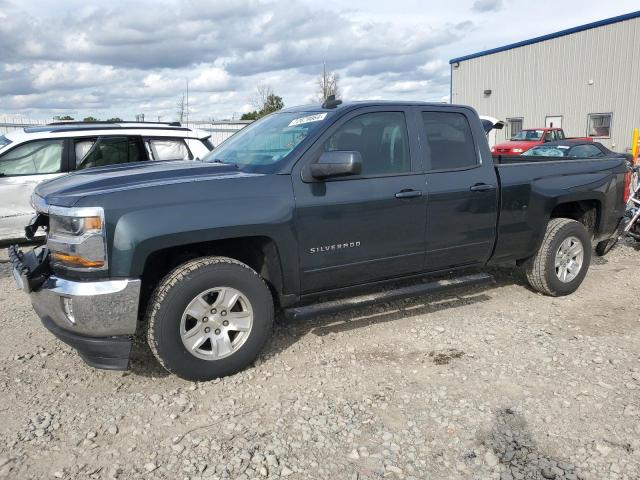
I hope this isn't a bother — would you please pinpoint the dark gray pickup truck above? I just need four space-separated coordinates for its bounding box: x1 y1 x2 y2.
8 100 630 380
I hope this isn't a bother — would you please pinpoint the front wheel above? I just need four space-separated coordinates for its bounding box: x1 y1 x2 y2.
146 256 274 381
525 218 591 296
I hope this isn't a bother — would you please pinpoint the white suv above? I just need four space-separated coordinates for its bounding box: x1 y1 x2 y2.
0 122 214 243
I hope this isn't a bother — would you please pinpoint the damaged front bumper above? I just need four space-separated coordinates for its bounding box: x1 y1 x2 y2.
7 245 141 370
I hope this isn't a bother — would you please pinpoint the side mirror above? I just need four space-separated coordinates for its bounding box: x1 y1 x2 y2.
309 151 362 179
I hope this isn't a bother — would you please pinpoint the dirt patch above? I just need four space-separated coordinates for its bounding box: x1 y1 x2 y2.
1 244 639 479
429 348 465 365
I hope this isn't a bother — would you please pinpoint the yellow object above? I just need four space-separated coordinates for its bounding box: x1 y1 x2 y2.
632 128 639 164
52 252 104 269
84 216 103 231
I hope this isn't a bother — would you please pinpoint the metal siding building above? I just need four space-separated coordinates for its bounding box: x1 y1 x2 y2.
450 11 640 151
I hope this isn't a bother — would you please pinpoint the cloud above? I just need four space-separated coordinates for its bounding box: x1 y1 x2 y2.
0 0 472 119
471 0 503 13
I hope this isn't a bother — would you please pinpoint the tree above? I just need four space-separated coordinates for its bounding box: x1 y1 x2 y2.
106 117 123 123
251 84 273 112
83 116 98 122
177 94 186 123
261 94 284 115
57 115 74 121
240 111 260 121
316 65 340 102
247 84 284 119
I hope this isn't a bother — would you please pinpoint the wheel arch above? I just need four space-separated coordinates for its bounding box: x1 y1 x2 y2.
549 198 602 237
138 235 287 314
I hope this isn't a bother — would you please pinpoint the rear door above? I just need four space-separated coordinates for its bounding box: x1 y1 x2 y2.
292 107 427 293
419 108 499 271
0 139 66 240
73 135 145 171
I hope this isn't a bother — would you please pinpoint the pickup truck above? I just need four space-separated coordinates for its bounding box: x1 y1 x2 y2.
8 100 630 381
491 127 592 155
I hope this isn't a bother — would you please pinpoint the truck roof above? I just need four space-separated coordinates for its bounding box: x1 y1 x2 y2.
280 100 470 114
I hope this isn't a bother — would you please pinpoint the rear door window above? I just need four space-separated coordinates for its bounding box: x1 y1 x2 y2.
75 136 144 170
421 112 478 171
145 138 192 161
0 139 63 176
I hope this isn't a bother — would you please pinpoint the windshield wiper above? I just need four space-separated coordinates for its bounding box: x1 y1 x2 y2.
209 158 238 167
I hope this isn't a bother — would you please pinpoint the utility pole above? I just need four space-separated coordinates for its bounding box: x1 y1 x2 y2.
185 79 189 127
322 61 327 100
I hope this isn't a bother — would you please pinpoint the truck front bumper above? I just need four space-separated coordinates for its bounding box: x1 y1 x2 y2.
8 245 141 371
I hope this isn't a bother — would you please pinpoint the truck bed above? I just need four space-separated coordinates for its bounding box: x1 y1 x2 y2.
491 156 628 264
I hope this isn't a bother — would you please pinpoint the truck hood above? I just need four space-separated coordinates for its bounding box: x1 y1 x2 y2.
35 160 257 207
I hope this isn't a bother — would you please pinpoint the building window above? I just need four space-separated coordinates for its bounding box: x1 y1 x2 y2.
507 118 523 139
587 113 612 138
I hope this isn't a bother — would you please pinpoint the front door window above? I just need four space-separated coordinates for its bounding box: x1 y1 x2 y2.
0 140 63 176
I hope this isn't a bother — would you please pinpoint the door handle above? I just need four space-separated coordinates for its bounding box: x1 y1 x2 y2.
469 183 496 192
395 189 423 199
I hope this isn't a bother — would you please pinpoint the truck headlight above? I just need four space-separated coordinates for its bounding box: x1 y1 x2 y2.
47 207 107 271
512 148 523 153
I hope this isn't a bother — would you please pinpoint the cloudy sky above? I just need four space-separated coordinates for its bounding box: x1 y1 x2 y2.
0 0 638 121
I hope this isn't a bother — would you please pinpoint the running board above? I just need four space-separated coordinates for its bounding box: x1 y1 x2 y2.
284 272 494 321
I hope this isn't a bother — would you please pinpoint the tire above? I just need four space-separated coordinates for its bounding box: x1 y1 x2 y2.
146 256 273 381
525 218 592 297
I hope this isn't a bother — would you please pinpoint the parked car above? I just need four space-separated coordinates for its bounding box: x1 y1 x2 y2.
520 140 627 159
9 100 629 380
0 122 214 243
491 127 592 155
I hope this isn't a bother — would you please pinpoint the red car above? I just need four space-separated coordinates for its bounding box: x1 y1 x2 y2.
491 128 592 155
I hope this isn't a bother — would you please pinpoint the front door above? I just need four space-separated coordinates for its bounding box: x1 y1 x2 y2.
419 109 499 271
292 108 427 293
0 139 65 241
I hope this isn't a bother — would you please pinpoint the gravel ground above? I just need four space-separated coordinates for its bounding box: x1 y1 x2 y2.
0 243 639 480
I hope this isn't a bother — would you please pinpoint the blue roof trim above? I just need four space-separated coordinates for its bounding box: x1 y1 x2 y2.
449 10 640 64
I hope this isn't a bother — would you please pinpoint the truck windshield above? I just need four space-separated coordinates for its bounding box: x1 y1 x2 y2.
511 130 544 141
202 112 332 172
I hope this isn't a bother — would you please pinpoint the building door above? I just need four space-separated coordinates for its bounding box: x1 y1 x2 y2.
545 116 563 128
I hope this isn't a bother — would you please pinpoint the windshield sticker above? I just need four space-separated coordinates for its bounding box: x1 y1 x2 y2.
288 113 327 127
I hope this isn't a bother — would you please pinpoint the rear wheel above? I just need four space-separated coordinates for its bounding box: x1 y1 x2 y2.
525 218 591 296
146 256 273 381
